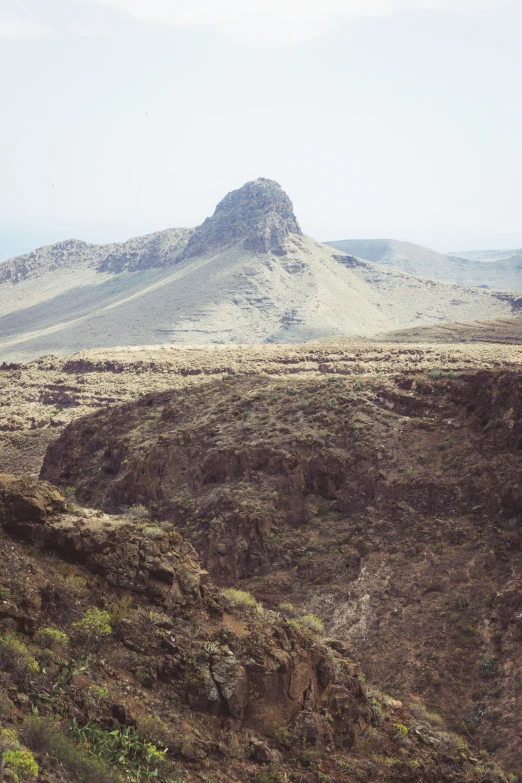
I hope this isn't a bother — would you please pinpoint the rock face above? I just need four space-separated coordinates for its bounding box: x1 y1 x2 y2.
0 472 65 525
39 369 522 775
178 178 302 260
0 472 370 749
0 229 194 284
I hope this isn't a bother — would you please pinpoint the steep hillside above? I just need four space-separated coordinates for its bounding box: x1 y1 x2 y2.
39 367 522 778
0 179 517 361
1 472 503 783
326 239 522 290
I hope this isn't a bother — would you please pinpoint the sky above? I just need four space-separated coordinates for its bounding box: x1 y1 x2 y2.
1 0 521 259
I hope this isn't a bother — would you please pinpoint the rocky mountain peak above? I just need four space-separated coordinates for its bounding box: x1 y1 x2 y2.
178 178 302 261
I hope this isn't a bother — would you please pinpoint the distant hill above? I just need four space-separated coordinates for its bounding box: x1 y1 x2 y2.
0 179 517 361
451 248 522 263
326 238 522 290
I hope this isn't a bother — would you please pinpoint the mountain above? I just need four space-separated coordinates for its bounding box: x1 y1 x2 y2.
0 179 517 362
326 238 522 290
452 248 522 263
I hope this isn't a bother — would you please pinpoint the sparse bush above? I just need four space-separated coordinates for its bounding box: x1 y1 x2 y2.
480 656 497 678
59 573 89 596
122 504 148 520
0 635 39 683
223 588 258 609
141 526 164 540
34 627 69 652
86 685 109 708
369 697 385 723
106 596 133 626
62 486 77 507
158 521 178 534
57 562 70 577
0 588 10 600
278 602 296 618
72 609 112 645
299 614 324 634
408 702 445 726
352 726 379 755
0 689 14 719
428 370 444 380
136 608 172 635
393 723 408 736
135 714 171 746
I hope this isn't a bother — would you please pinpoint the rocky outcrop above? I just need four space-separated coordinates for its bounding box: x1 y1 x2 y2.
0 472 369 748
178 178 302 260
0 228 195 285
0 472 65 526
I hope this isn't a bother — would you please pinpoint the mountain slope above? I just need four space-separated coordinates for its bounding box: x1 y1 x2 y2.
0 179 516 361
326 238 522 290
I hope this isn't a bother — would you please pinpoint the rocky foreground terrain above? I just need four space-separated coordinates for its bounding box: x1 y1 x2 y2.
1 340 522 781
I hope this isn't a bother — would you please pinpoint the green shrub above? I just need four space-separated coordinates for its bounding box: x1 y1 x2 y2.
3 749 38 781
223 588 258 609
60 573 89 596
70 720 167 780
0 635 39 682
369 697 385 723
0 727 19 755
72 609 112 643
106 596 133 625
34 627 69 652
428 370 444 380
21 717 120 783
299 614 324 634
0 588 10 600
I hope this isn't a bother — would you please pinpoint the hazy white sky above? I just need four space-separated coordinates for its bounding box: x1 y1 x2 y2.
1 0 521 257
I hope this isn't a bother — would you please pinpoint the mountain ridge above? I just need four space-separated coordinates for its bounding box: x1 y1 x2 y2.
326 238 522 289
0 179 518 361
